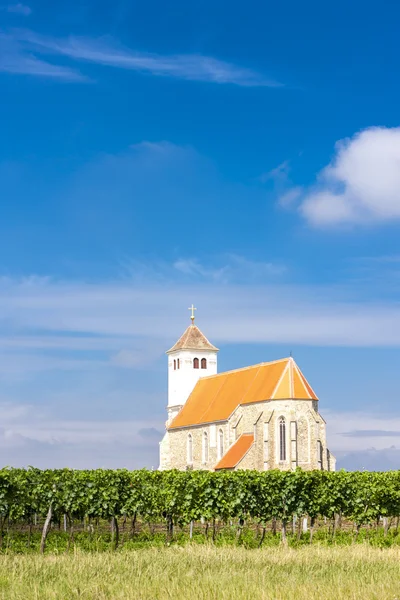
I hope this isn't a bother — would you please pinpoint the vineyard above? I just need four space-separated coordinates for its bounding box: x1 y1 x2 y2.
1 467 400 553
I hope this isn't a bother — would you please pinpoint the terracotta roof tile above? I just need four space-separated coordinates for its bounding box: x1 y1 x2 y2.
214 434 254 470
271 364 292 399
169 357 318 429
296 366 317 399
166 325 218 353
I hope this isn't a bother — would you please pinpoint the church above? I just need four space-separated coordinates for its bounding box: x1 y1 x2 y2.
159 307 335 472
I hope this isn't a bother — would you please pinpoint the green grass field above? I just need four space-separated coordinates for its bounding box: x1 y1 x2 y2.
0 545 399 599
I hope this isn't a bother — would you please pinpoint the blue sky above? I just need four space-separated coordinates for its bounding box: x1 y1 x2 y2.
1 0 400 470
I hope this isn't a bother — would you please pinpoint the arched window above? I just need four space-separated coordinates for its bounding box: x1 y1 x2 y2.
202 431 209 463
173 359 176 370
279 417 286 461
193 358 199 369
187 434 193 464
318 440 323 470
177 358 180 369
201 358 207 369
218 429 224 460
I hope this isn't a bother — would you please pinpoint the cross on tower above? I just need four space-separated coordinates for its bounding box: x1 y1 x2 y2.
188 304 197 323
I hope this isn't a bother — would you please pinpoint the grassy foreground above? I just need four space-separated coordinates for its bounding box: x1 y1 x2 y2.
0 545 400 600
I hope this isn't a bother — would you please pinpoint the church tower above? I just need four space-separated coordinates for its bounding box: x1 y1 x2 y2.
165 305 218 424
160 309 335 472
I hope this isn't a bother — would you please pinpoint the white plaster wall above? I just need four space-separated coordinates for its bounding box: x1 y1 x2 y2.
167 349 217 408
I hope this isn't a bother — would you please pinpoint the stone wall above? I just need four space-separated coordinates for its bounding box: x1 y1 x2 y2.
163 422 229 471
161 399 334 472
229 399 329 471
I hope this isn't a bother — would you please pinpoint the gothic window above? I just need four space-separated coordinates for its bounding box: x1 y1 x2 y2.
173 359 176 370
202 431 209 463
177 358 180 369
279 417 286 461
187 434 193 464
193 358 199 369
318 440 323 470
201 358 207 369
218 429 224 460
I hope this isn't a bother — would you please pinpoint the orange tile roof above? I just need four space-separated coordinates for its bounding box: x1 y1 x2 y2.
169 357 318 429
214 434 254 470
166 324 219 353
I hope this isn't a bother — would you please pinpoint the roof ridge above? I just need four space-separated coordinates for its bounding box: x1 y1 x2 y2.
290 356 294 398
270 360 290 399
197 357 291 381
295 363 318 400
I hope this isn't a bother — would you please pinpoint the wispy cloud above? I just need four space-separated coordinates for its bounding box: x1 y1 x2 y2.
3 3 31 15
328 411 400 448
278 187 303 209
258 159 303 209
342 429 400 438
2 272 400 350
0 400 162 469
259 160 291 184
173 255 285 282
2 270 400 469
2 398 400 470
12 29 280 86
0 31 87 80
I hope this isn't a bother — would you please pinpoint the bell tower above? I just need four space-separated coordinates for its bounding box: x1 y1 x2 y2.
166 305 218 424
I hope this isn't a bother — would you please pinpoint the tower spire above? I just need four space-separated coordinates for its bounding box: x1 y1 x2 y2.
188 304 197 324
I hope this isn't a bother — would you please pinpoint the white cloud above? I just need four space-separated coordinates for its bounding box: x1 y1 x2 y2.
1 131 400 469
0 31 87 80
326 410 400 452
297 127 400 226
0 401 162 468
0 408 160 446
13 29 280 87
1 398 399 470
324 410 400 470
0 334 130 351
1 269 400 470
2 273 400 353
0 353 105 380
4 3 31 15
0 137 398 355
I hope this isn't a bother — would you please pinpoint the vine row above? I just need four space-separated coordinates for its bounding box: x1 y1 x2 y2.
1 468 399 551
